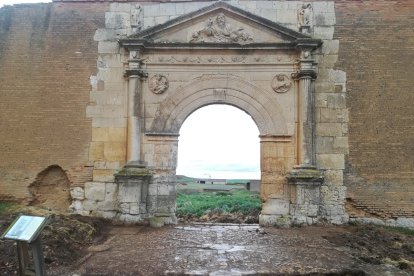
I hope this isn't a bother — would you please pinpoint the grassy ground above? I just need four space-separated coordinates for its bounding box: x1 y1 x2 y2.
176 189 262 218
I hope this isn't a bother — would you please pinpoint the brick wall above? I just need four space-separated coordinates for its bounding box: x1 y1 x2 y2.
0 3 107 199
334 0 414 218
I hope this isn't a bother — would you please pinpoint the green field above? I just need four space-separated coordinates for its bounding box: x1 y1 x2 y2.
176 189 262 218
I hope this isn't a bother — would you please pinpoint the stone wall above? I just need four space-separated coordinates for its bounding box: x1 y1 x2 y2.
0 0 413 226
334 1 414 220
0 3 107 200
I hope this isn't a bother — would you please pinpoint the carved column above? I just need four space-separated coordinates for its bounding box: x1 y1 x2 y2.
288 47 324 225
125 50 146 167
294 49 318 166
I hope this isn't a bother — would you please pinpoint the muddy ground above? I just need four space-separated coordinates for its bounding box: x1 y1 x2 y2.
1 211 413 275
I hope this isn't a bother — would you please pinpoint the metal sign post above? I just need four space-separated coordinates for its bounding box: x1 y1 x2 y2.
1 215 48 276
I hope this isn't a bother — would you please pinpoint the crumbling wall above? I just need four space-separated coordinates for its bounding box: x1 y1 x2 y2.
335 0 414 220
29 165 71 211
0 3 107 200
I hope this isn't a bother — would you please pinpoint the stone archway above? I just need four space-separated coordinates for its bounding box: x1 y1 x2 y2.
81 2 344 227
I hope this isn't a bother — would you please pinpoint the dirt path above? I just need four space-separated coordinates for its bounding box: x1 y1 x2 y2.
50 223 411 276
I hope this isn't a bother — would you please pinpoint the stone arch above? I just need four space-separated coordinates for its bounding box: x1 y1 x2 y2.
150 75 289 136
28 165 71 211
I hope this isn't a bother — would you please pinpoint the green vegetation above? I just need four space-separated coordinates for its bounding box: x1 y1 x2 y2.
176 190 261 217
0 202 13 214
381 225 414 236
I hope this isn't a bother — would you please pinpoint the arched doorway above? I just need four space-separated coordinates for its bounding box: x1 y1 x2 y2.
176 104 260 182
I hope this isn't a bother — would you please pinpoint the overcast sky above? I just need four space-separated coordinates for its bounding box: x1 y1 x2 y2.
0 0 51 8
1 0 261 180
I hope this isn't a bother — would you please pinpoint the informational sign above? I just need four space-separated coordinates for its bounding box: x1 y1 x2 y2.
1 215 48 243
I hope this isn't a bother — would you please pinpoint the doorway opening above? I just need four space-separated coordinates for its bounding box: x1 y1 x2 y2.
176 104 261 223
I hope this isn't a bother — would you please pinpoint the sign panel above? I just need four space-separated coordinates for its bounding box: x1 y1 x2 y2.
1 215 47 243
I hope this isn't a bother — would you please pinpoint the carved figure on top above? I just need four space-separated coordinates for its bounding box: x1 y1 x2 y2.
190 13 253 44
298 3 313 27
131 4 143 30
148 74 169 94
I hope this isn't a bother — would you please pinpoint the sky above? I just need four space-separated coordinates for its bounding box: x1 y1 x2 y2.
177 105 260 180
0 0 261 180
0 0 50 8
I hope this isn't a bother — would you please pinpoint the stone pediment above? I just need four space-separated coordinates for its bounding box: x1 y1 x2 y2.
121 2 320 49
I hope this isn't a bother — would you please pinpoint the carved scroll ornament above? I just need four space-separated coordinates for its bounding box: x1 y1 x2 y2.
190 13 253 44
271 74 292 93
148 74 169 94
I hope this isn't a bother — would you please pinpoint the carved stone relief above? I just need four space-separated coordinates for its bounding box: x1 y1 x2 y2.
298 3 313 34
141 54 295 65
190 13 253 44
131 4 143 30
271 74 292 93
148 74 169 94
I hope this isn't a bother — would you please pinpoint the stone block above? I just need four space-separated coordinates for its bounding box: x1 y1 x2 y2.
130 203 140 215
327 94 346 109
158 184 170 196
154 16 170 26
315 93 328 107
85 182 106 201
316 136 334 154
329 69 346 84
119 203 130 214
92 118 127 128
333 137 349 153
321 40 339 55
105 12 130 29
261 198 290 215
316 123 343 136
94 28 128 42
159 3 177 16
275 9 296 24
313 26 334 40
118 182 141 203
118 214 142 224
110 3 133 12
324 170 343 186
259 214 291 227
98 41 120 54
395 218 414 228
92 127 126 142
104 142 126 162
97 199 117 211
105 182 118 199
69 200 83 211
82 199 98 211
94 161 121 170
89 142 105 161
92 211 117 219
314 12 336 26
317 154 345 169
156 196 176 214
93 169 115 182
70 187 85 200
319 108 349 123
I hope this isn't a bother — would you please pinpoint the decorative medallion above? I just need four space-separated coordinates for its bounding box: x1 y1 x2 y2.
271 74 292 93
148 74 169 94
190 13 253 44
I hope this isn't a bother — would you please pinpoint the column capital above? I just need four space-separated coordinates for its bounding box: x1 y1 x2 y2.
124 69 148 79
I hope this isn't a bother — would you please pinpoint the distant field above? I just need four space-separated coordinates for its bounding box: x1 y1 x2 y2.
176 175 250 192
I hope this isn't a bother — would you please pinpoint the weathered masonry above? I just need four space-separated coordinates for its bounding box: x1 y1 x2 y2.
0 0 413 228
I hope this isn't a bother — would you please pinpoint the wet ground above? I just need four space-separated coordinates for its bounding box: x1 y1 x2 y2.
51 223 411 276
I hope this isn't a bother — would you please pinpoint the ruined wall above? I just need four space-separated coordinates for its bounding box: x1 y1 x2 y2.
0 3 107 199
334 1 414 219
